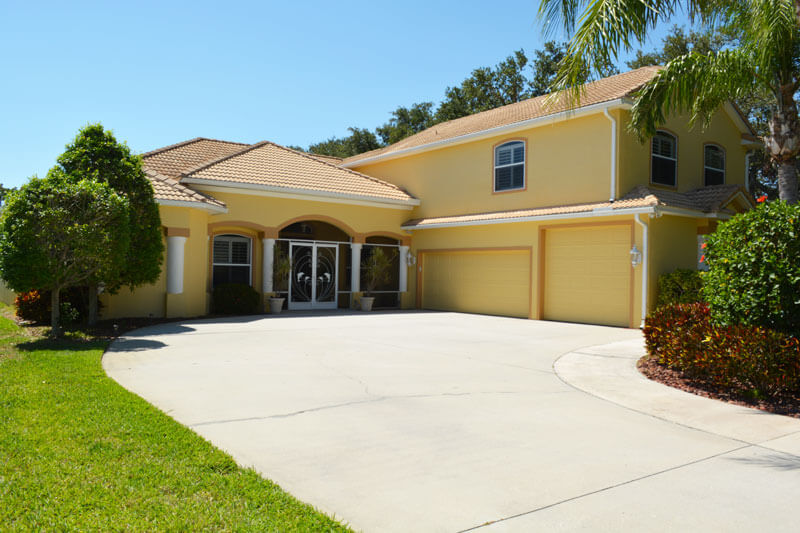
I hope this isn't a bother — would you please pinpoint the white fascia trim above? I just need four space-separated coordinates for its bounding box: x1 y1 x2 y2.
184 180 419 210
157 198 228 213
343 99 632 168
723 101 756 136
402 206 658 230
402 204 730 230
656 206 732 220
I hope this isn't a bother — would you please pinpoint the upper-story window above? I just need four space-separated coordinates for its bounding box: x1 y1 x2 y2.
494 141 525 192
704 144 725 186
651 131 677 187
212 234 251 288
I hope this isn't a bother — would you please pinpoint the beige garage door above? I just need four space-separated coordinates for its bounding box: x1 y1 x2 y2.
543 225 632 327
421 249 530 318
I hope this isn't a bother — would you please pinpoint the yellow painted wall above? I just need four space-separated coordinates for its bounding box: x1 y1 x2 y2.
0 280 16 306
353 113 612 219
201 190 411 236
102 206 212 319
647 215 702 308
617 108 749 196
353 107 749 221
102 194 414 319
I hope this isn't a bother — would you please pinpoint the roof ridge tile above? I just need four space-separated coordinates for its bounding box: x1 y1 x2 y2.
142 137 251 159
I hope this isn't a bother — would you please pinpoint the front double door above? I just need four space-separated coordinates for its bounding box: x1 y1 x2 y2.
288 242 338 310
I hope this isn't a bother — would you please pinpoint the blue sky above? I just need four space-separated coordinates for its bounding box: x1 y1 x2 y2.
0 1 689 188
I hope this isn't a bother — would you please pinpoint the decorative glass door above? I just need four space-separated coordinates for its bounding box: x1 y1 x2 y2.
289 242 338 310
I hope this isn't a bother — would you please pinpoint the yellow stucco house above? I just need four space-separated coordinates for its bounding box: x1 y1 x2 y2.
103 66 758 328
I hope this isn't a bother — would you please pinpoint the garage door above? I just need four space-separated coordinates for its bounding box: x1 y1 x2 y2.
421 249 530 318
543 225 632 327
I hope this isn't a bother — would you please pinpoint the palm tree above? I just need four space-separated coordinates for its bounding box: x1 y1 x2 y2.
539 0 799 203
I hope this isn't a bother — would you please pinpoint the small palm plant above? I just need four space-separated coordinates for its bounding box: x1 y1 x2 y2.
272 243 291 293
363 247 396 298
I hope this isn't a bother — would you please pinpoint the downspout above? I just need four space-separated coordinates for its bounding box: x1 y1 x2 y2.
744 150 753 193
603 108 617 202
634 213 649 329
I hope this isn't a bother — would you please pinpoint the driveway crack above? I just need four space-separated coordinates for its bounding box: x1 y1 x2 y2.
189 390 520 427
457 443 754 532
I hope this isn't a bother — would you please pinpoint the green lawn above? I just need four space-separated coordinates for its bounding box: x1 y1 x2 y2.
0 310 350 531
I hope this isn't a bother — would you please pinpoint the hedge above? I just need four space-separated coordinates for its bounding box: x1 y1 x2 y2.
703 200 800 334
212 283 260 315
643 303 800 400
656 268 704 307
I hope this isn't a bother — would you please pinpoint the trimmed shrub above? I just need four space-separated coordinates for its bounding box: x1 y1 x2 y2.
15 287 90 325
703 200 800 334
212 283 260 315
656 268 704 307
644 303 800 400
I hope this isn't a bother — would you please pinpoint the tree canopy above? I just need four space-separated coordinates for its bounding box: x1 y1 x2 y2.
0 172 130 335
304 44 584 158
538 0 800 203
56 124 164 291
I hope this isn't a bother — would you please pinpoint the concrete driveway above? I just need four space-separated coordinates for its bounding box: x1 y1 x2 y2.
104 311 800 532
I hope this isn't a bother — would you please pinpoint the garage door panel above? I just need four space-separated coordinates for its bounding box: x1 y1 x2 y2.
543 225 631 327
422 250 530 318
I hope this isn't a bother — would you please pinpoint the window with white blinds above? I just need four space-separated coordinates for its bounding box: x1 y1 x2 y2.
651 131 677 187
494 141 525 192
212 234 252 288
704 145 725 186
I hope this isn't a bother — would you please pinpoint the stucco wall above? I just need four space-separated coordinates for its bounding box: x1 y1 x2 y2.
353 113 612 219
617 108 749 196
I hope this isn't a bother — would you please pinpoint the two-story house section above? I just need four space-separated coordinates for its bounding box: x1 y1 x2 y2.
99 66 758 328
343 66 759 327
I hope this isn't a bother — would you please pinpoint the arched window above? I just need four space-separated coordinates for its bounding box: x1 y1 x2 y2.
704 144 725 186
494 141 525 192
651 131 677 187
212 234 251 287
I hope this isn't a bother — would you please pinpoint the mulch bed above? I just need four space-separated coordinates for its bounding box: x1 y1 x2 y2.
637 355 800 419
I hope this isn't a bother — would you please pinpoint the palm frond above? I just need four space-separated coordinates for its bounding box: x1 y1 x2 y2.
629 50 757 139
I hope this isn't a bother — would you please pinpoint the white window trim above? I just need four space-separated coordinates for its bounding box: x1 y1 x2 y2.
651 131 677 187
212 234 253 287
704 144 726 185
493 140 526 193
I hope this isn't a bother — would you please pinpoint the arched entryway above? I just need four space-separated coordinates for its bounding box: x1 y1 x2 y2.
276 220 352 310
264 219 409 311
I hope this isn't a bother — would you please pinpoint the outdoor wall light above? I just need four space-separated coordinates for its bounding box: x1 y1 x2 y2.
406 252 417 266
630 245 642 268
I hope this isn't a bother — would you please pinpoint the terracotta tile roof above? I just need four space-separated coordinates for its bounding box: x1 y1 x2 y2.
620 184 752 213
402 184 750 229
181 141 418 204
142 138 251 179
344 66 662 166
145 169 226 211
307 153 343 165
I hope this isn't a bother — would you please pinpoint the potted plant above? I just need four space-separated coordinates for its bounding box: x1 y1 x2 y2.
360 247 395 311
269 244 291 314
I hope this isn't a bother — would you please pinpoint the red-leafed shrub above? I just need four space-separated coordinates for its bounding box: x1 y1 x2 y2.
15 288 90 325
644 303 800 400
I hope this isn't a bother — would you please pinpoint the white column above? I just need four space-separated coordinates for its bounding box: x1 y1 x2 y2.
398 245 409 292
166 236 187 294
350 243 362 293
262 238 275 293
